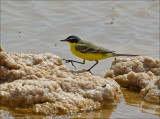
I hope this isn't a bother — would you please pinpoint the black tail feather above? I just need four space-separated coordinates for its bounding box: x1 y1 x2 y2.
116 54 139 57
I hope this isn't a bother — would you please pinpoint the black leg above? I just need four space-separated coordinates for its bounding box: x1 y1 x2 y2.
86 60 99 74
62 59 99 74
62 59 85 69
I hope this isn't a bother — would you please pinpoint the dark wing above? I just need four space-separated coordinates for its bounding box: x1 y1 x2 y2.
75 41 114 54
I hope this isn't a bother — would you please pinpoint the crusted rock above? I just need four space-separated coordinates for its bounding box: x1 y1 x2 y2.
0 51 122 114
105 56 160 104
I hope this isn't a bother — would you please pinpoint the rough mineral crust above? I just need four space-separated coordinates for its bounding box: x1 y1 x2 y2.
0 50 122 115
104 56 160 104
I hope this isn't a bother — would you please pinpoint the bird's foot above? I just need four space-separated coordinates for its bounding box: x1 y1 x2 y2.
62 59 76 69
63 69 94 75
83 69 93 75
62 59 72 63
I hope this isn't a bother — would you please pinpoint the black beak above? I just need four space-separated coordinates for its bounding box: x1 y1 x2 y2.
60 39 67 42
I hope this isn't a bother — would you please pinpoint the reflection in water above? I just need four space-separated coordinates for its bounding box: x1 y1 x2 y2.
0 103 117 119
122 88 160 116
0 88 159 118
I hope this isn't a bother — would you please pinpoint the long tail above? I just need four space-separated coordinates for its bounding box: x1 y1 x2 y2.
115 53 139 57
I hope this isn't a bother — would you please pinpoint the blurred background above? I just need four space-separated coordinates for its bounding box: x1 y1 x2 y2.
1 1 160 118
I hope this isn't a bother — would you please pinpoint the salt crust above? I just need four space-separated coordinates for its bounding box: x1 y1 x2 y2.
0 51 122 114
105 56 160 104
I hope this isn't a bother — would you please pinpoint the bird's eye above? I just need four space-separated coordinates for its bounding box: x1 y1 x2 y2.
69 38 75 43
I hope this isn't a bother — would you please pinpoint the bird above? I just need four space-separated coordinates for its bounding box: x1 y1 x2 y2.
60 35 138 74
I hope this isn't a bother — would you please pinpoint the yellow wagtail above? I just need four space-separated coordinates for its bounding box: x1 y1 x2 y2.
61 35 138 73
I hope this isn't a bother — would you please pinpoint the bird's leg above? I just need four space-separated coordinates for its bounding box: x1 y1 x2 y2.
85 60 99 74
62 59 85 69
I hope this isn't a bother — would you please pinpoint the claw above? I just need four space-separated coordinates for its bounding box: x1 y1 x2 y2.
85 69 93 75
62 59 70 63
71 61 76 69
62 59 76 69
66 60 70 63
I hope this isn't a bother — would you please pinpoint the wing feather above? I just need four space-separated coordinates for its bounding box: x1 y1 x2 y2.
75 41 114 54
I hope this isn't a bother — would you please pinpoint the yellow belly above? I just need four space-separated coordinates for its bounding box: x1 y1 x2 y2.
70 45 114 61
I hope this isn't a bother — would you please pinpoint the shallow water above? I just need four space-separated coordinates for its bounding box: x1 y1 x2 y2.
0 88 159 118
1 0 160 118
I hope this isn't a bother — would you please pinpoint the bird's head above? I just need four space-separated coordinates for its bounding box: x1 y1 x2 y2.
60 35 81 44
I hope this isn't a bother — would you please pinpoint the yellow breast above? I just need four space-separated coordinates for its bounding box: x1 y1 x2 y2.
69 43 114 61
